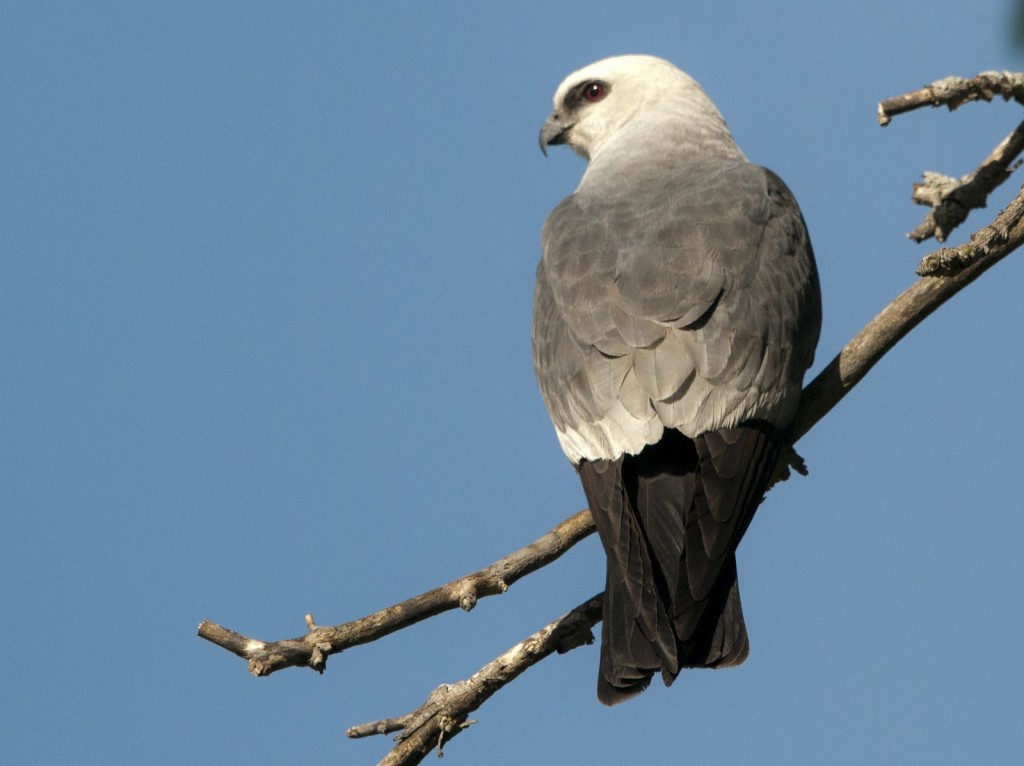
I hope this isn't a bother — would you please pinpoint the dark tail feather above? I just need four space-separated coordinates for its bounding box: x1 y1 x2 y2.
596 566 750 705
584 458 677 705
580 423 781 706
672 553 749 671
596 569 659 705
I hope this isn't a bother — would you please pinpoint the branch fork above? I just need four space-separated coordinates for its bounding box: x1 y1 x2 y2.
878 72 1024 243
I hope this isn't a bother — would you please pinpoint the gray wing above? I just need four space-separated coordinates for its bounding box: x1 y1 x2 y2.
533 159 820 464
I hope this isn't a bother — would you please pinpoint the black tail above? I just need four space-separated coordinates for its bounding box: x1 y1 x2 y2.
578 423 782 705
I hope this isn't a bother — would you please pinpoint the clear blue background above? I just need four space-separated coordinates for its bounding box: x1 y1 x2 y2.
4 2 1023 764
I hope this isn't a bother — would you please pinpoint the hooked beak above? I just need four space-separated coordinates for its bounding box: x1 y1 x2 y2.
539 113 573 156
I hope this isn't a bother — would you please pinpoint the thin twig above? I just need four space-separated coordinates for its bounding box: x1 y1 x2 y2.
916 181 1024 276
197 509 596 676
346 594 604 766
906 121 1024 242
877 71 1024 126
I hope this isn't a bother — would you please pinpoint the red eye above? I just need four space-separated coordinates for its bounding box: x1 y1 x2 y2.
583 81 607 103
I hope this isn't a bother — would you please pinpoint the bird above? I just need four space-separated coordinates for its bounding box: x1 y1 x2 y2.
532 55 822 705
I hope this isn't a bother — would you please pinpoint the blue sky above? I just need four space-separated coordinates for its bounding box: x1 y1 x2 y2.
3 2 1023 764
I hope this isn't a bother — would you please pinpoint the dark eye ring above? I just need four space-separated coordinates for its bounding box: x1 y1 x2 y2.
583 81 607 103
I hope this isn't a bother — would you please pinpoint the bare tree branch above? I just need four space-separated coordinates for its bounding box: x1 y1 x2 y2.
793 181 1024 440
346 594 604 766
906 121 1024 242
200 73 1024 765
878 72 1024 243
916 180 1024 276
197 509 596 676
877 71 1024 126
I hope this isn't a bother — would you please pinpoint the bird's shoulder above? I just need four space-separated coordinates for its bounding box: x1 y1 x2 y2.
541 159 788 272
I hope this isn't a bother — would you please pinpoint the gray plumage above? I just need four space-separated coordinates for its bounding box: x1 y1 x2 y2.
533 55 821 704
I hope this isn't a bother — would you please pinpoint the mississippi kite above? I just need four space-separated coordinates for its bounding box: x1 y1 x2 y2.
533 55 822 705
